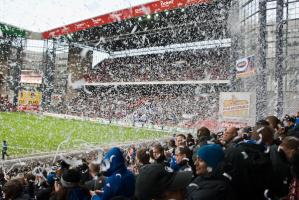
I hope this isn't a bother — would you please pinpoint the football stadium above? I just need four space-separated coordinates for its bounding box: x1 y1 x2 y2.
0 0 299 199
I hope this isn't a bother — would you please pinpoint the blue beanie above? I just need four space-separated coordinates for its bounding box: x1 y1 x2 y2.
197 144 224 169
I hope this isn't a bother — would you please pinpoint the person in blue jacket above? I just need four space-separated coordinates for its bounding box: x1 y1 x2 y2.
91 147 135 200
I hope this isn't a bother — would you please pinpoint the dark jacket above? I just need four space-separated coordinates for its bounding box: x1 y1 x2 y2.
14 193 30 200
49 186 90 200
155 155 169 167
92 147 135 200
186 174 235 200
84 176 106 191
177 160 193 172
269 144 292 198
224 142 274 200
36 187 52 200
288 124 299 138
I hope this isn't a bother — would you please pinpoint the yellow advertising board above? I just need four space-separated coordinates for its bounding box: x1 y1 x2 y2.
223 96 249 117
18 90 42 111
219 92 256 127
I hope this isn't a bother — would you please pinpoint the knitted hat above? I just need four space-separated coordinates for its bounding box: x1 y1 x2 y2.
197 144 224 169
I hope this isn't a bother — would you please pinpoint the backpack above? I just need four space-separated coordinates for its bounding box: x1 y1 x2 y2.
224 143 274 200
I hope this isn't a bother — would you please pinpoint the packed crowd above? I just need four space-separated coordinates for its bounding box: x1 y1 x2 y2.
1 112 299 200
84 49 230 83
64 85 220 126
0 96 12 112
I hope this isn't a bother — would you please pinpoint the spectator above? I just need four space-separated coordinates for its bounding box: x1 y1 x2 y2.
164 139 176 160
135 163 193 200
84 163 105 191
36 172 56 200
284 115 299 138
279 136 299 161
23 173 35 199
3 179 30 200
286 149 299 200
50 169 90 200
187 144 234 200
251 125 275 146
168 139 176 154
175 134 187 147
186 134 195 150
134 148 150 174
152 144 168 166
220 127 238 148
269 136 299 199
174 146 194 173
196 127 211 147
91 147 135 200
266 115 281 131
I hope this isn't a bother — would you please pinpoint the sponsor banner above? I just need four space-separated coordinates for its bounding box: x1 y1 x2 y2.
219 92 256 127
236 55 256 78
220 121 248 129
42 0 210 39
20 70 43 84
18 90 42 111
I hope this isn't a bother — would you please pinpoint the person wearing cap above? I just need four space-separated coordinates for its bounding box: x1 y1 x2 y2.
186 144 235 200
135 163 193 200
91 147 135 200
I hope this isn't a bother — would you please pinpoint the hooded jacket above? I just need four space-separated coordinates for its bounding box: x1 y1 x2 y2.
92 147 135 200
186 173 235 200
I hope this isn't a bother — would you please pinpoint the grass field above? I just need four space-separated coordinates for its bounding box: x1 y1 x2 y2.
0 112 168 157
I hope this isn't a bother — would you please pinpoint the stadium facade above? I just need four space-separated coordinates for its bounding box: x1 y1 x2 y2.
229 0 299 118
0 0 298 126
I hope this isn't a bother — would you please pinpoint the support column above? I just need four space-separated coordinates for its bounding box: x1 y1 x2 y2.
41 40 56 110
256 0 267 120
274 0 284 118
9 38 24 109
228 0 241 92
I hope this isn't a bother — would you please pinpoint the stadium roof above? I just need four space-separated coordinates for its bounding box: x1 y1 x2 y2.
0 0 209 39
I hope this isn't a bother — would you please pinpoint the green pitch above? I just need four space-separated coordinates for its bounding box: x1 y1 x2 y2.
0 112 168 157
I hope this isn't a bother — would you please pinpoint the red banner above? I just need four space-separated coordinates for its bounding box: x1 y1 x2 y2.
42 0 210 39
